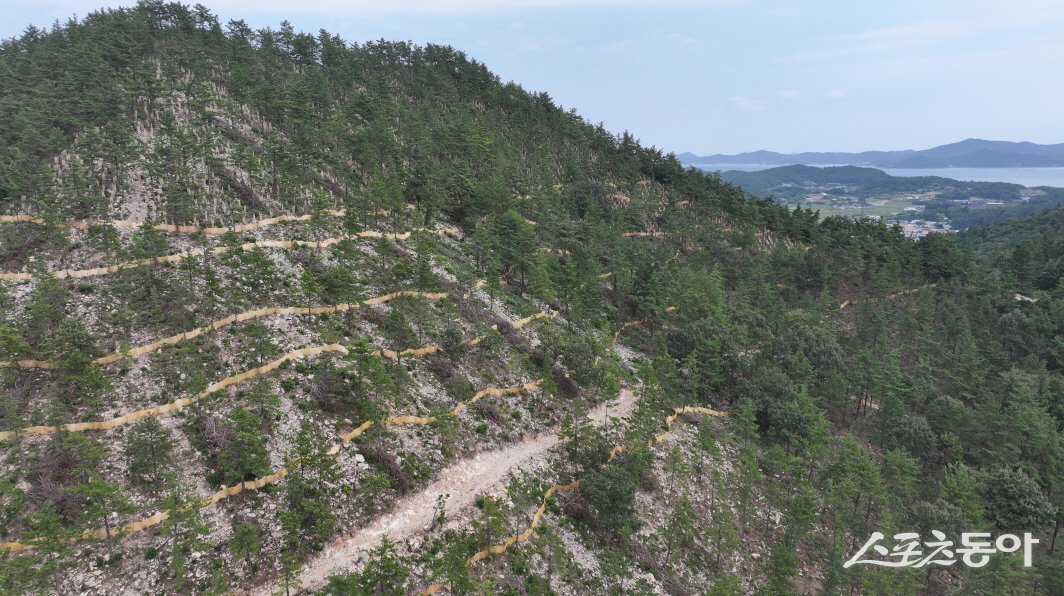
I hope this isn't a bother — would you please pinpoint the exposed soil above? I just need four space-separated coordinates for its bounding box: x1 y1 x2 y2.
249 388 638 594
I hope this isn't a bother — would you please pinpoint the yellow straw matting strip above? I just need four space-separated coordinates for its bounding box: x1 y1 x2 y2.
0 343 351 440
0 378 544 552
417 403 728 594
0 290 448 370
838 284 937 310
2 210 347 233
0 208 424 234
0 307 555 552
0 307 559 551
0 228 460 282
0 305 554 439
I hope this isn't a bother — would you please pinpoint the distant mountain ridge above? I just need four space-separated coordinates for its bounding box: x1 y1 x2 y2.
679 138 1064 168
716 164 1026 199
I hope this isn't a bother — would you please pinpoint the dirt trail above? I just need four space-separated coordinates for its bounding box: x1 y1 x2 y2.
0 307 557 552
251 388 638 595
0 381 547 553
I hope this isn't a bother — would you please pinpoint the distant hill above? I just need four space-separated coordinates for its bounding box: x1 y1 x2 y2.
681 138 1064 168
717 164 1024 199
960 204 1064 254
718 164 1064 230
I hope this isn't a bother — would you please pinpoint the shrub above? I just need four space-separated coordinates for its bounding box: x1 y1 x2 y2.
361 441 410 493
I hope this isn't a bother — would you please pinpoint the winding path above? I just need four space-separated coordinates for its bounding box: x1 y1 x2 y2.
249 388 640 595
0 307 556 551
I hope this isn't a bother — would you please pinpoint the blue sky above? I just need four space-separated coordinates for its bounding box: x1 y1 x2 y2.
3 1 1063 154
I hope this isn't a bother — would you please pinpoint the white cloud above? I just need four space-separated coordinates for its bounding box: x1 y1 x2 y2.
473 24 572 55
824 89 845 100
779 0 1064 64
777 89 801 99
647 31 699 46
730 95 768 112
836 19 981 46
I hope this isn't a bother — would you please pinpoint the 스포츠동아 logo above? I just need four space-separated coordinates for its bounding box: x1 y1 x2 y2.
845 531 1038 568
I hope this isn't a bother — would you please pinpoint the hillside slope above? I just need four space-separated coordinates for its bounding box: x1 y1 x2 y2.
1 3 1063 595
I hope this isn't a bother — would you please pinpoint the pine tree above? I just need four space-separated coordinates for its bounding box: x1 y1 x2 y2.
0 323 30 361
124 415 176 488
64 477 134 557
662 493 697 564
229 521 263 567
159 483 211 593
280 422 339 556
324 536 409 594
218 408 271 484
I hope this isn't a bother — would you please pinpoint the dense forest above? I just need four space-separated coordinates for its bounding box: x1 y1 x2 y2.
919 188 1064 229
0 3 1061 594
